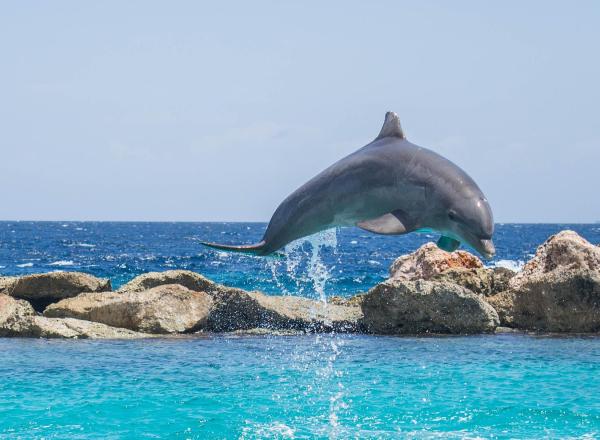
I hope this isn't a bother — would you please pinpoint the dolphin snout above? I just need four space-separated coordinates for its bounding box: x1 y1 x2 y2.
477 239 496 259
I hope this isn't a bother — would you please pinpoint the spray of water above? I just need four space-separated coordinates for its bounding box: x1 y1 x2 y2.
265 229 348 437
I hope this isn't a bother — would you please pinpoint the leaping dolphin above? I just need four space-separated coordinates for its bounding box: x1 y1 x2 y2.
202 112 495 258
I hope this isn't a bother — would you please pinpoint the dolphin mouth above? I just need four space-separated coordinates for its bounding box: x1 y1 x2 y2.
477 239 496 259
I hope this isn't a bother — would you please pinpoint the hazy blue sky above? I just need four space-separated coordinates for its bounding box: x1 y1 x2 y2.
1 1 598 222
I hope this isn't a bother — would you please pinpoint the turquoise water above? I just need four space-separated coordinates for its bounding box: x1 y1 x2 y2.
1 334 599 439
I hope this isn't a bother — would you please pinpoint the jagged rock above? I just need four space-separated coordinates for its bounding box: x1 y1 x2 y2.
0 293 148 338
45 284 213 334
328 294 366 307
487 231 600 332
206 288 363 332
6 272 111 311
27 316 150 339
118 270 218 294
390 242 483 281
361 279 499 334
431 267 515 296
489 269 600 332
509 230 600 289
0 276 18 294
0 294 36 336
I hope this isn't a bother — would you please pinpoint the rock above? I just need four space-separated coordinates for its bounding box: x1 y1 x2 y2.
486 231 600 332
328 294 366 307
45 284 213 334
0 293 149 338
488 269 600 332
27 316 150 339
431 267 515 297
118 270 218 294
7 272 111 311
0 294 36 336
0 276 18 294
206 288 363 332
361 279 499 334
390 242 483 281
509 230 600 289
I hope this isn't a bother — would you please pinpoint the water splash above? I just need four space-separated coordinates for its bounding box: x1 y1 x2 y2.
266 228 337 301
266 229 348 437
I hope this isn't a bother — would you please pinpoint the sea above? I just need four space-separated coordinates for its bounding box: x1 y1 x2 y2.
1 222 600 439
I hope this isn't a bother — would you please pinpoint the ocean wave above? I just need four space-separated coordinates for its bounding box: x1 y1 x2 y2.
491 259 524 272
76 243 95 248
49 260 75 266
16 262 33 268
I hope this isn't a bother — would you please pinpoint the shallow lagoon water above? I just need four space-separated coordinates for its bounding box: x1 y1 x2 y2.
1 334 600 439
1 222 600 438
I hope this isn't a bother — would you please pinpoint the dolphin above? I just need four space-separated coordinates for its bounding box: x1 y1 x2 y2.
202 112 495 258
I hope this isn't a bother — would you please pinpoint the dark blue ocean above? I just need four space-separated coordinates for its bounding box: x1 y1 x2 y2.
2 222 600 297
1 222 600 439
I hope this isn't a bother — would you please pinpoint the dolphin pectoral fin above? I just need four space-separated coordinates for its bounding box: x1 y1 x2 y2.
437 236 460 252
356 212 409 235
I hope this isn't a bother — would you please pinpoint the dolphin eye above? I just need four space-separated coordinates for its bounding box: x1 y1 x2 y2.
448 210 459 222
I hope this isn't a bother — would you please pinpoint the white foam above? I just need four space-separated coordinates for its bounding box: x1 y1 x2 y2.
16 262 33 268
350 240 358 245
77 243 95 248
49 260 75 266
491 259 524 272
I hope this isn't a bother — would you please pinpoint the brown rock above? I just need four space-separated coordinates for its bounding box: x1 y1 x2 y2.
510 230 600 289
361 279 499 334
118 270 218 294
0 294 35 336
45 284 213 334
7 272 111 311
431 267 515 297
390 242 483 281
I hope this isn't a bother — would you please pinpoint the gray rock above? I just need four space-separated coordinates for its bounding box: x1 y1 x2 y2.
118 270 218 294
0 277 18 294
488 269 600 332
0 293 36 336
361 279 499 334
7 272 111 311
206 288 363 333
0 293 149 339
27 316 151 339
45 284 213 334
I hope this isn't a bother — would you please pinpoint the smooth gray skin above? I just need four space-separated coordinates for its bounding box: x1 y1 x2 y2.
202 112 495 258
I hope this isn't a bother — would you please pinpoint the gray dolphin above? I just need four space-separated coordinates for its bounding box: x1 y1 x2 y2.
202 112 495 258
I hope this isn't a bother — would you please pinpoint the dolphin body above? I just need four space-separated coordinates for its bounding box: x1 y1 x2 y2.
202 112 495 258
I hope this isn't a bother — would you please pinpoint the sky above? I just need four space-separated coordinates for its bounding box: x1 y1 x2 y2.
1 1 598 223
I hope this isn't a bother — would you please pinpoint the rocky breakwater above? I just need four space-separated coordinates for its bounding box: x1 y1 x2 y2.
1 270 362 338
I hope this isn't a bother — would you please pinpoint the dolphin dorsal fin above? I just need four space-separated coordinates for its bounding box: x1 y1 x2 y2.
375 111 405 140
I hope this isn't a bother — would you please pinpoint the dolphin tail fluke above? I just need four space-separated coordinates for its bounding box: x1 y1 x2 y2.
200 240 268 256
